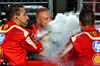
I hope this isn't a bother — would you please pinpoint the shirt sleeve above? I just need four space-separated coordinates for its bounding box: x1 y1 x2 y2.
21 31 43 54
60 38 75 65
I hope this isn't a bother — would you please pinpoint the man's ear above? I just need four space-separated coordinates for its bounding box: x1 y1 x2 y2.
94 20 96 25
36 18 40 24
79 21 82 26
14 15 18 20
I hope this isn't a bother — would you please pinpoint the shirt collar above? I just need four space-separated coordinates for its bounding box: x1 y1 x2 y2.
83 26 96 32
7 20 17 25
36 25 39 30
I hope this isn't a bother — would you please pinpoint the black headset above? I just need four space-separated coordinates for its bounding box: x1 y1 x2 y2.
16 17 27 25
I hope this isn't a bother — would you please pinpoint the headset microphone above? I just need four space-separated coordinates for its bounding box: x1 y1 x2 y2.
16 17 27 25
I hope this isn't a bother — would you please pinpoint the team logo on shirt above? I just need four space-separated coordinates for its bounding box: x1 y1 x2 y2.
0 34 5 44
4 25 8 29
92 31 97 36
93 41 100 52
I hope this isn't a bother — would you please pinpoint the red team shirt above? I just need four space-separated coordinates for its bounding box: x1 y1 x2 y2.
60 26 100 66
0 21 43 66
31 24 39 35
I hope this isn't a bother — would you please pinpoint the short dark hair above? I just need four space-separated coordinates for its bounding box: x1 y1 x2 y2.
79 9 94 26
6 4 23 20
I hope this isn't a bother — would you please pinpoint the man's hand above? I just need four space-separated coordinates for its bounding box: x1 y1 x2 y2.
39 50 48 57
39 50 49 60
41 34 50 42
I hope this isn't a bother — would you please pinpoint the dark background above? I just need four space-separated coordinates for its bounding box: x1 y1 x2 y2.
0 0 77 29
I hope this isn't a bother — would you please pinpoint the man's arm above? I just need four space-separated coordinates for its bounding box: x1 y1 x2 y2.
60 38 75 64
21 31 43 54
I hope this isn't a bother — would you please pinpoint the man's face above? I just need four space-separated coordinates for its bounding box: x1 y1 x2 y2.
18 7 29 27
37 11 52 28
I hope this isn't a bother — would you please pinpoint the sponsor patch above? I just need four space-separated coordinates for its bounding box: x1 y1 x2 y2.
0 34 5 44
92 54 100 65
93 41 100 52
0 47 3 57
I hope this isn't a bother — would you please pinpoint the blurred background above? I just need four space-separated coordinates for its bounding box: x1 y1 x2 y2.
0 0 100 28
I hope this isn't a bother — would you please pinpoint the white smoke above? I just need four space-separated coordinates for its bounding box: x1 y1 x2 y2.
94 24 100 31
36 11 81 66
